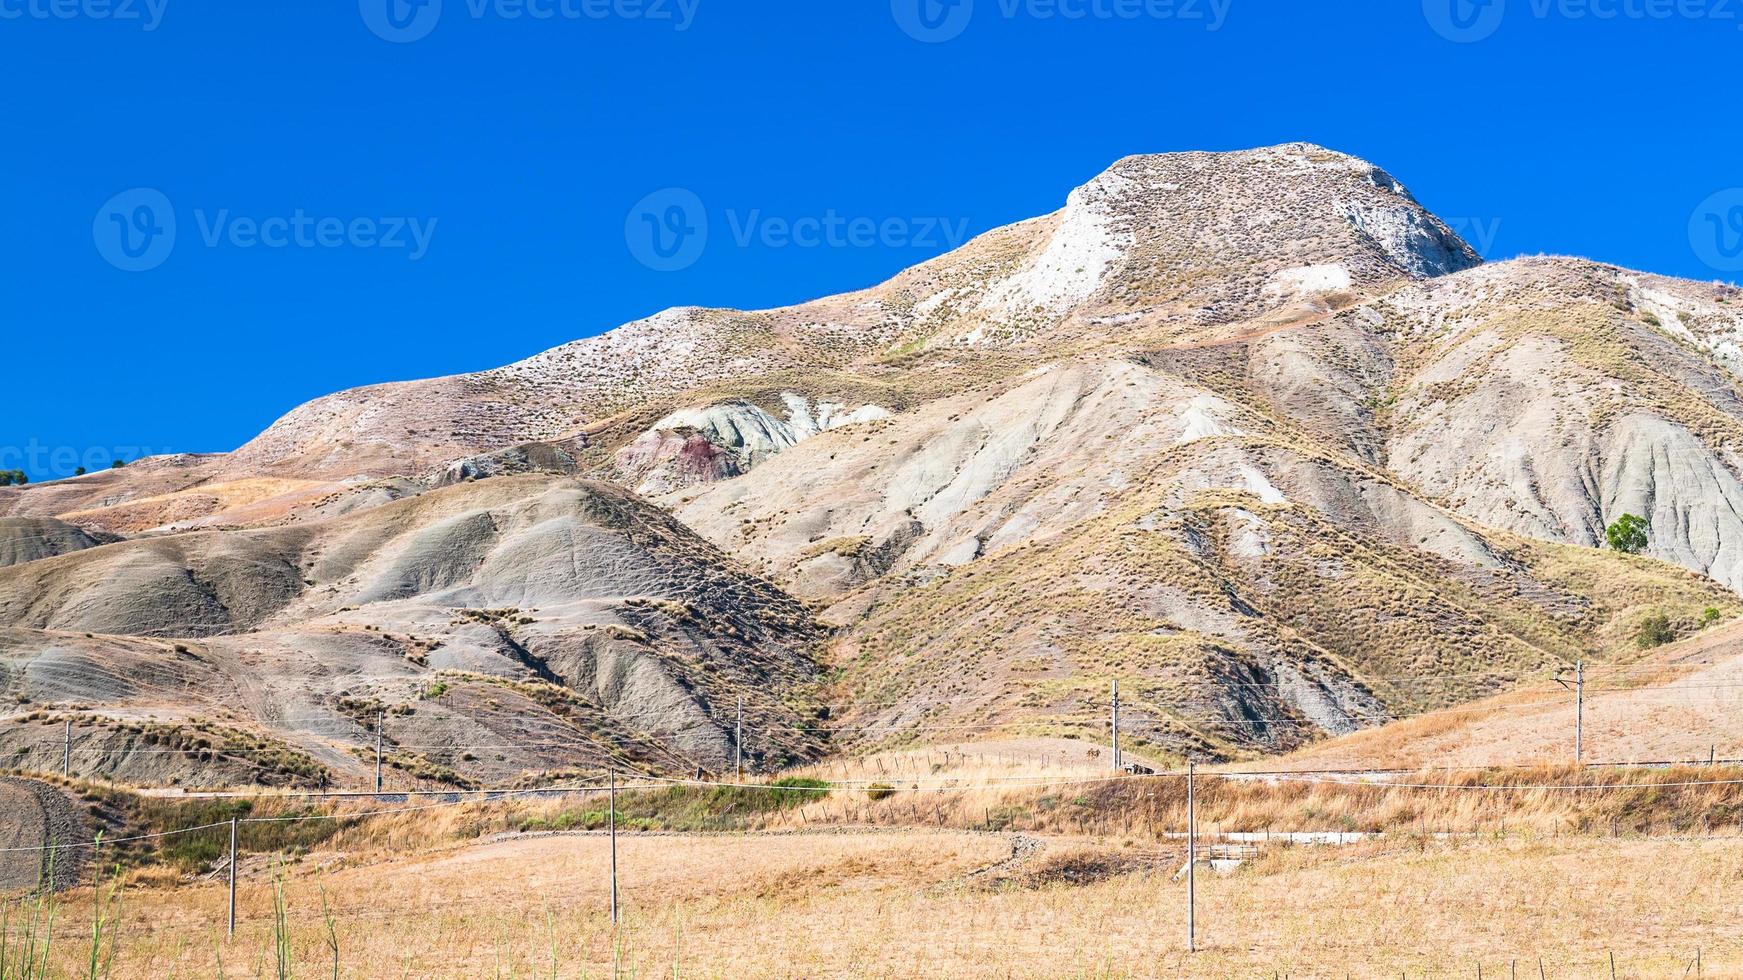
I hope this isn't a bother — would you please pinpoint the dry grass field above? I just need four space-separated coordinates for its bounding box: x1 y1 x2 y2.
21 825 1743 978
10 740 1743 978
1270 621 1743 773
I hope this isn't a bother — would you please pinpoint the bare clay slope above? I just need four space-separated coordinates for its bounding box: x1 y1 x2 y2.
6 144 1743 772
0 777 85 893
662 353 1736 759
0 517 117 567
1368 259 1743 590
0 476 825 787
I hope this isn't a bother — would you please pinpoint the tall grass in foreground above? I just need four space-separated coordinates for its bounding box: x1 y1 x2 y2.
83 837 123 979
0 847 55 980
1 838 123 980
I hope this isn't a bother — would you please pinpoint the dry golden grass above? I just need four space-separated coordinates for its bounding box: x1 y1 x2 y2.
19 731 1743 977
106 742 1743 859
30 827 1743 978
1275 620 1743 772
55 477 334 531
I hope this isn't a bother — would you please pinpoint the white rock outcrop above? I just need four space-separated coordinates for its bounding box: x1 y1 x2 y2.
616 393 890 494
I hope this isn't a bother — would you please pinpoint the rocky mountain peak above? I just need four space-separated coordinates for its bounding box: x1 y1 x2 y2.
1081 142 1481 286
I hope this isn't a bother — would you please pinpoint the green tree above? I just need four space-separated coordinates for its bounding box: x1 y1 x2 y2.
74 466 86 476
1606 513 1648 554
110 459 125 469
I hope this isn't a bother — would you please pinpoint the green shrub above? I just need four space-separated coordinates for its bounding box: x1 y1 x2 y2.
865 783 896 801
525 777 833 834
1637 614 1676 649
134 799 350 872
1702 607 1723 626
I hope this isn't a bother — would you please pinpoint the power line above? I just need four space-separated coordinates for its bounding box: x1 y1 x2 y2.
1236 772 1743 792
10 753 1743 858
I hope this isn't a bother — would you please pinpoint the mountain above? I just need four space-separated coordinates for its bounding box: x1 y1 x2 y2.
2 143 1740 783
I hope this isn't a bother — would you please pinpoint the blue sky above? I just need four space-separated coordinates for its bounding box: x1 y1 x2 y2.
2 0 1739 480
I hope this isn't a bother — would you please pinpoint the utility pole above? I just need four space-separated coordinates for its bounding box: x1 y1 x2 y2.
62 719 71 778
227 816 238 939
1110 680 1122 771
735 696 744 781
1187 759 1197 953
608 769 619 925
1576 661 1584 765
375 709 384 793
1557 662 1585 764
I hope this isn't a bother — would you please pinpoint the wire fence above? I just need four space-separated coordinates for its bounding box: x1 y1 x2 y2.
9 754 1743 973
15 760 1743 859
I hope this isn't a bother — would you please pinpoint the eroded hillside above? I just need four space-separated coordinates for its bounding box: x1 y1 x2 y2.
0 477 824 786
4 143 1742 780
